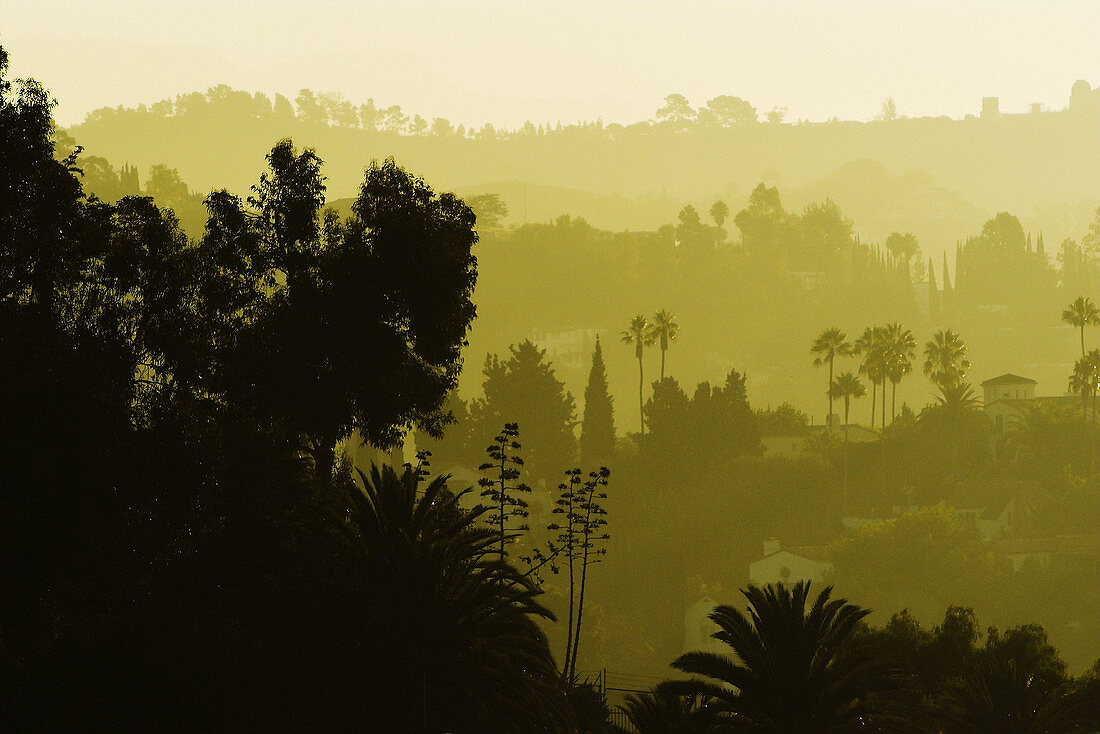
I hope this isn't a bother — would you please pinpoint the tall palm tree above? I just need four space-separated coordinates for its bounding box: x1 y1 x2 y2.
623 314 655 434
350 462 570 731
661 582 905 732
884 322 916 423
830 371 866 515
854 326 887 427
1062 296 1100 357
812 327 851 426
648 309 680 381
1070 350 1100 423
924 328 971 391
830 371 867 428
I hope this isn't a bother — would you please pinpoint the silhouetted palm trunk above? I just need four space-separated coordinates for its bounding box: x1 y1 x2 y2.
843 398 850 515
870 381 876 427
880 377 887 431
891 381 897 423
638 355 645 434
660 347 666 381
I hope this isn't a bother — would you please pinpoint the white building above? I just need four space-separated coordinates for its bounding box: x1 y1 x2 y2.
749 539 833 586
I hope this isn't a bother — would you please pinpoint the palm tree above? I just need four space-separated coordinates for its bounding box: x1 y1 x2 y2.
812 327 851 426
924 328 971 390
830 371 866 515
830 371 867 428
661 582 905 732
884 322 916 423
350 462 570 731
854 326 887 427
648 309 680 381
612 690 698 734
943 652 1092 734
623 314 655 433
1062 296 1100 357
1069 350 1100 423
919 382 986 476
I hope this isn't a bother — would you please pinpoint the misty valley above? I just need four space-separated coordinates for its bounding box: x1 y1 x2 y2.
3 11 1100 732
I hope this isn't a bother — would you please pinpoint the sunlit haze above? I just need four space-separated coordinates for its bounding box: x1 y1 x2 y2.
3 1 1098 127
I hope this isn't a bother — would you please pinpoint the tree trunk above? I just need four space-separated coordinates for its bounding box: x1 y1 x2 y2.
638 355 645 434
870 381 877 427
891 381 897 423
660 347 666 381
312 437 337 491
881 377 887 431
827 357 834 427
843 397 850 516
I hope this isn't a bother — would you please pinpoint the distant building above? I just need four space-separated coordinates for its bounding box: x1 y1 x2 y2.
981 373 1036 404
981 96 1000 120
527 328 600 372
760 422 877 459
749 539 833 586
683 596 724 655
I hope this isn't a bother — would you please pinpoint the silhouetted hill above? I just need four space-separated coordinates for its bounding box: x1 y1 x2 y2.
65 83 1100 262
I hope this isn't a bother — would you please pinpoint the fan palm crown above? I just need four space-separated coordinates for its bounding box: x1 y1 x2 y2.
812 327 852 424
924 329 971 390
1062 296 1100 356
648 309 680 380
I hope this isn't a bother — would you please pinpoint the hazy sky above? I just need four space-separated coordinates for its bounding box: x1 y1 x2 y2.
2 1 1098 128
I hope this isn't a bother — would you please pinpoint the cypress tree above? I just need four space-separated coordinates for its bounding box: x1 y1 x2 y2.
580 336 616 467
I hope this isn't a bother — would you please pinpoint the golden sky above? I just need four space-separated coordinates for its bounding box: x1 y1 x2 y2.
2 1 1098 128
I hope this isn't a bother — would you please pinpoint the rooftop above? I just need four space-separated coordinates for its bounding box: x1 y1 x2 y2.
981 373 1037 386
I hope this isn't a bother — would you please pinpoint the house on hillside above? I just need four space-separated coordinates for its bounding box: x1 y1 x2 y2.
760 421 878 459
749 539 833 586
982 373 1036 404
683 597 724 655
981 373 1085 435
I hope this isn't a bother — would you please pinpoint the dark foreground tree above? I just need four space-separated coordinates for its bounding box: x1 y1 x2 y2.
613 690 700 734
942 644 1094 734
661 582 909 733
350 462 571 732
218 142 479 486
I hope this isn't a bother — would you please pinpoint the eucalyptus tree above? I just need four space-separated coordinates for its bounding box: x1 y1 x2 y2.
1062 296 1100 357
924 329 971 391
812 327 852 426
622 314 655 433
648 309 680 381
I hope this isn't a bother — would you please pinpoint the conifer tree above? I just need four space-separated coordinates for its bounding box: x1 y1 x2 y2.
580 336 616 468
